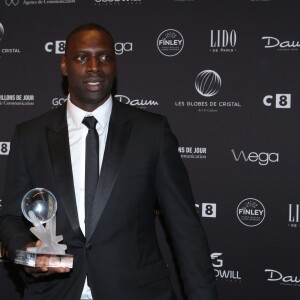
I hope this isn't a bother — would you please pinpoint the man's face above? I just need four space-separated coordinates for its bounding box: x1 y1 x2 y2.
61 29 116 111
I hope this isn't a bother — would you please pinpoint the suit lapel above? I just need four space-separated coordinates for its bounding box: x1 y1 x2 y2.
86 100 132 241
46 104 83 238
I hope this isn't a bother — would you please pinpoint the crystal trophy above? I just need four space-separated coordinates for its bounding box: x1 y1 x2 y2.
14 188 73 268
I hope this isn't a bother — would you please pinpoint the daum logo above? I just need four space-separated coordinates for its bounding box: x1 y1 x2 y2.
262 36 300 50
5 0 19 6
157 29 184 57
115 95 158 107
195 70 221 97
237 198 265 227
231 149 279 166
265 269 300 286
0 23 4 42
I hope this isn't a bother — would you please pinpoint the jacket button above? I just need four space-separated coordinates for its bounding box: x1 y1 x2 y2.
85 243 92 250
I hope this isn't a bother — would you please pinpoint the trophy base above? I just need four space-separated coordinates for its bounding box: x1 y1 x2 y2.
15 250 73 268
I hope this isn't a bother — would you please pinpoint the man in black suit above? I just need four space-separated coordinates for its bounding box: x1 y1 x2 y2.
0 23 218 300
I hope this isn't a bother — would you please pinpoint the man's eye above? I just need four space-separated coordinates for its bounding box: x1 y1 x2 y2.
76 55 87 62
99 55 112 62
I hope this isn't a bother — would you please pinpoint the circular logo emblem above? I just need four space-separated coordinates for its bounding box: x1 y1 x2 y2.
237 198 266 227
157 29 184 57
195 70 222 97
0 23 4 42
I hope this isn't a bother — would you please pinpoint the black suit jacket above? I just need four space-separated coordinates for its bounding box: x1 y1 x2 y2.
0 100 217 300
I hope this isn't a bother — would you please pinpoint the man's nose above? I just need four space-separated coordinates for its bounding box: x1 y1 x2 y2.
87 57 101 72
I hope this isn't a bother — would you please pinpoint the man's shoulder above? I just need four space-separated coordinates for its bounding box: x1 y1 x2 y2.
18 103 66 129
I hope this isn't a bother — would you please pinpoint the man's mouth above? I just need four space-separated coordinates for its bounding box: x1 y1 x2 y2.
84 80 104 92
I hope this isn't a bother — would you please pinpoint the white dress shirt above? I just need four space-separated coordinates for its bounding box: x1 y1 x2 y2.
66 95 112 300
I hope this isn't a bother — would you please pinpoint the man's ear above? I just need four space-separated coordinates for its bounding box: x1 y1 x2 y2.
60 55 68 76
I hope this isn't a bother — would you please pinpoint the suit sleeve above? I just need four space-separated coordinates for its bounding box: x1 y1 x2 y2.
0 125 36 259
155 117 218 300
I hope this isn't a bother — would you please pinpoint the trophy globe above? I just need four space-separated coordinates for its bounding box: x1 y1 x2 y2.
21 188 57 224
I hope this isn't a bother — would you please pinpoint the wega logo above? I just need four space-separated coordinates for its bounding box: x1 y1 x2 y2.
231 149 279 166
5 0 20 6
262 36 300 51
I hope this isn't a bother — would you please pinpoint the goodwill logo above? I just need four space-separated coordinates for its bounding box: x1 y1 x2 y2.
157 29 184 57
265 269 300 287
211 252 242 282
115 95 159 109
175 70 241 113
237 198 265 227
262 36 300 51
94 0 142 5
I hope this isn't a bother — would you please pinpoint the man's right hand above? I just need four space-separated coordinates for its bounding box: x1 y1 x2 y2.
23 240 71 279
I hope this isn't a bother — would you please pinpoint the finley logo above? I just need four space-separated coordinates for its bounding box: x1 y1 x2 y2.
157 29 184 57
195 70 221 97
237 198 265 227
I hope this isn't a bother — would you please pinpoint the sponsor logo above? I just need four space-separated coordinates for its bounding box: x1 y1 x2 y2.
195 70 222 97
157 29 184 57
94 0 142 5
45 41 65 54
237 198 265 227
263 94 291 109
210 30 237 53
288 204 300 228
174 69 241 113
262 36 300 51
0 94 34 106
231 149 279 166
0 23 21 56
211 252 242 282
0 23 4 41
201 203 217 218
52 97 67 108
114 94 158 109
115 42 132 55
178 146 207 159
0 142 10 155
5 0 20 6
22 0 76 6
45 40 132 55
265 269 300 286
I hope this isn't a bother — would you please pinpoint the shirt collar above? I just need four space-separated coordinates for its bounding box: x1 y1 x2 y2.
67 94 113 130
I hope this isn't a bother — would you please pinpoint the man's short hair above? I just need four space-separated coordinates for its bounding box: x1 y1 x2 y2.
65 23 114 54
